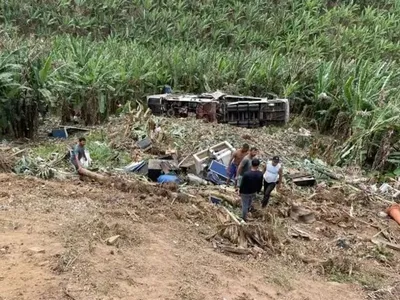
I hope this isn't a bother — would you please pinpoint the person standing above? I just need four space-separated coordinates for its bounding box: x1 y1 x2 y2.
239 158 263 221
235 147 258 188
226 143 249 185
262 156 283 208
70 137 87 173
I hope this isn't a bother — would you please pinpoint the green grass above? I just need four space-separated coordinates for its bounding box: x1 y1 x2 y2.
83 129 131 167
32 143 67 159
0 0 400 171
328 268 386 292
29 129 131 169
86 141 131 168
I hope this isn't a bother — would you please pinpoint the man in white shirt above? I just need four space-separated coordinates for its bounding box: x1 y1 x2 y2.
262 156 283 208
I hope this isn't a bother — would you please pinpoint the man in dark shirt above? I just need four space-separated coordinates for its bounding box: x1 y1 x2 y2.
239 158 263 221
235 147 258 188
70 137 87 172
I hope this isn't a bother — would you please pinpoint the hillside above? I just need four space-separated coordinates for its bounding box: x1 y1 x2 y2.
1 2 400 299
0 0 399 171
0 173 372 300
0 112 399 299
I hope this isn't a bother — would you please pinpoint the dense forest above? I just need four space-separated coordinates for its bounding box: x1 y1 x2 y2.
0 0 399 171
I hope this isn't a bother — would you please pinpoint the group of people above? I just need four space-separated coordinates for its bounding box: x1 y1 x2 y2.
70 138 281 221
226 144 283 221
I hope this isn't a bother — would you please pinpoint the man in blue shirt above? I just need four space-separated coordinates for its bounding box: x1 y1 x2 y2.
70 137 87 172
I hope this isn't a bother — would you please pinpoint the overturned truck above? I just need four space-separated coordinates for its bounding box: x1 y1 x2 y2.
146 92 289 128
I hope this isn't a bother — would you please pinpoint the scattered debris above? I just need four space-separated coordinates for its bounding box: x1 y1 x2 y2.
28 247 45 254
187 173 208 185
2 104 400 296
148 159 179 182
106 235 120 245
136 137 152 151
209 195 222 205
336 238 351 249
50 126 89 139
14 156 57 179
0 152 13 173
219 245 253 255
378 211 388 218
290 205 316 224
292 175 316 187
209 160 230 180
124 160 146 173
215 222 278 251
371 238 400 252
288 226 318 240
157 174 179 184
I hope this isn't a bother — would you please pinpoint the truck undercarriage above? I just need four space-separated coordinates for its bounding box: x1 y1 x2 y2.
147 92 289 128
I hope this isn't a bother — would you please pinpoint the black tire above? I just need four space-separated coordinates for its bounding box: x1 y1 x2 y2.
166 108 175 117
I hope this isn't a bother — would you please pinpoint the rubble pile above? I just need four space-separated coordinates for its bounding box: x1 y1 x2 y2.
1 107 400 291
0 151 12 173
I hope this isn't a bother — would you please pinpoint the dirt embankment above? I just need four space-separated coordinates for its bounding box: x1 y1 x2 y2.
0 173 373 300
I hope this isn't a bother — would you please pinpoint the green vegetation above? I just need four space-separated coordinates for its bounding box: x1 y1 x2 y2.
0 0 400 170
85 131 131 168
32 143 67 159
28 130 131 170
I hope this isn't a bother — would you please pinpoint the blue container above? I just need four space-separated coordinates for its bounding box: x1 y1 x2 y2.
157 174 179 184
209 160 229 179
51 128 68 139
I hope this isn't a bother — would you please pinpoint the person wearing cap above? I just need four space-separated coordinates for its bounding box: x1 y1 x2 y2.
239 158 263 221
262 156 283 208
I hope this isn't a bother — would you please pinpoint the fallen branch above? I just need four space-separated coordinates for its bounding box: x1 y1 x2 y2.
10 149 26 157
347 183 394 205
205 231 218 241
63 290 77 300
312 164 341 180
208 191 240 207
78 168 107 182
170 196 177 205
342 209 380 229
297 254 328 264
289 226 318 240
219 245 252 255
371 238 400 252
126 209 140 222
222 206 242 225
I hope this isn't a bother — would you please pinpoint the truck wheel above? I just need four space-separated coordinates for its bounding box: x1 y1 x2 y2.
166 108 175 117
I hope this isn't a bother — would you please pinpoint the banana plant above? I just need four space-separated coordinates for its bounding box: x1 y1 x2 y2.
27 55 67 115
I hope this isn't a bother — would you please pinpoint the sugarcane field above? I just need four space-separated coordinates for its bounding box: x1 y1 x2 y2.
1 1 400 300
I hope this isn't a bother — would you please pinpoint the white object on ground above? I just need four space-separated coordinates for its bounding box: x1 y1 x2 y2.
299 127 311 136
80 150 91 168
209 141 235 167
187 174 208 185
378 211 388 218
379 183 391 194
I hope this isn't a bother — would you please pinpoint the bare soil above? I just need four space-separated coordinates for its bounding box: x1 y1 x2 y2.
0 173 372 300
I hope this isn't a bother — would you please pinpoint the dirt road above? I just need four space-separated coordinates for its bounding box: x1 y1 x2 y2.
0 174 366 300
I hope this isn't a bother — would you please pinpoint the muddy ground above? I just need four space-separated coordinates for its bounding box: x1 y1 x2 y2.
1 114 400 300
0 173 398 300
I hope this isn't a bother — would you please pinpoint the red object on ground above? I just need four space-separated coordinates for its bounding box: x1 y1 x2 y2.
387 204 400 225
196 103 217 122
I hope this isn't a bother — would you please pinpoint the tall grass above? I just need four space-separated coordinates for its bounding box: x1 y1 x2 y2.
0 0 400 170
